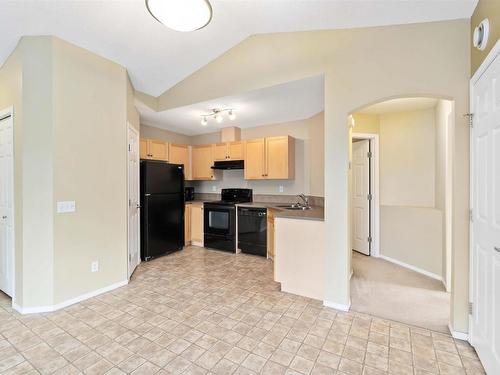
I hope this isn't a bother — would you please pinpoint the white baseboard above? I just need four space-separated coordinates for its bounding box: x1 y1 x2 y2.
191 241 203 247
324 299 351 312
12 279 128 314
448 323 469 341
379 255 443 282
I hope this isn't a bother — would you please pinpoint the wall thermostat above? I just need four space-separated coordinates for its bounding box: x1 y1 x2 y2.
473 19 490 51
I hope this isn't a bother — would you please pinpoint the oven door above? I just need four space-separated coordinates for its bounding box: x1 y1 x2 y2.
204 204 235 237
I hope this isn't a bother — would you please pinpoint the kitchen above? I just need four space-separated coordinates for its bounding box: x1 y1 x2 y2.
138 76 326 302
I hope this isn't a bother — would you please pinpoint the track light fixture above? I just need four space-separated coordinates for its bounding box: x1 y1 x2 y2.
200 108 236 126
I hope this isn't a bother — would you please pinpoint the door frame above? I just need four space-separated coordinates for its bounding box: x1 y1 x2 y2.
352 132 380 257
127 123 140 279
469 38 500 346
0 106 15 303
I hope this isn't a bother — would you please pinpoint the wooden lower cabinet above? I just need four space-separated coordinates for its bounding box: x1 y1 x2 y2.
267 209 275 259
190 203 204 246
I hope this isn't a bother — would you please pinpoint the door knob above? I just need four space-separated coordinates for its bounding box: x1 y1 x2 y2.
136 204 141 209
495 247 500 253
2 216 6 219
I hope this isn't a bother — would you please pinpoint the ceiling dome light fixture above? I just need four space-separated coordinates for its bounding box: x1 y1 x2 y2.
146 0 213 32
199 108 236 126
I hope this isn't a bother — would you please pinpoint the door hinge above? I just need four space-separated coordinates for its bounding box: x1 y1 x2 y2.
367 236 372 243
470 208 473 222
464 113 474 128
469 302 473 315
367 194 372 201
367 151 372 158
128 143 131 151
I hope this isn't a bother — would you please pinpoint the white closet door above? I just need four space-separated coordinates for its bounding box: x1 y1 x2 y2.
128 125 140 278
0 113 14 297
352 139 370 255
470 45 500 375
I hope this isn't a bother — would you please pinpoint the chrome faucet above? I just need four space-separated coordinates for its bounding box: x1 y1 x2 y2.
296 194 309 208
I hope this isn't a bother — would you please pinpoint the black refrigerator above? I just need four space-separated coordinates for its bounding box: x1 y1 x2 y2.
140 160 184 261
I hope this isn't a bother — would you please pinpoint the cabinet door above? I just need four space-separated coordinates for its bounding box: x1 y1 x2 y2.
190 204 203 244
244 139 265 179
192 145 214 180
140 138 149 159
228 141 243 160
214 143 228 161
169 144 190 179
266 136 294 179
149 139 169 161
184 204 191 246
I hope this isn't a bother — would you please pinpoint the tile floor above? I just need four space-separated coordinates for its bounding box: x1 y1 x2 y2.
0 247 485 375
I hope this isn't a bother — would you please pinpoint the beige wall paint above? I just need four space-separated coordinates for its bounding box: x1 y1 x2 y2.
51 38 128 304
380 109 436 207
471 0 500 75
149 20 470 332
0 36 129 309
352 113 380 134
140 124 192 144
127 75 140 132
381 206 443 276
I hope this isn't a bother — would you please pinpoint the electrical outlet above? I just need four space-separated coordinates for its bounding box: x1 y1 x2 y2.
212 185 217 192
91 261 99 273
57 201 76 213
279 185 284 193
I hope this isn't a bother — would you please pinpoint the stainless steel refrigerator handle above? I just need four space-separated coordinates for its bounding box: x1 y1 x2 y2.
495 246 500 253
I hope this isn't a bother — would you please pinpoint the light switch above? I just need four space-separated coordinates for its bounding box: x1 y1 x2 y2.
279 185 284 193
57 201 76 213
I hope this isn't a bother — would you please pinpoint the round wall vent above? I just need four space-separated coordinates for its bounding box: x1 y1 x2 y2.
473 19 490 51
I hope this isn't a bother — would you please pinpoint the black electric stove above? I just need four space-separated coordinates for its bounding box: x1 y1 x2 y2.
204 189 252 251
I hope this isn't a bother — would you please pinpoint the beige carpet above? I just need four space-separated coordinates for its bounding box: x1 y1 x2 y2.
350 251 450 333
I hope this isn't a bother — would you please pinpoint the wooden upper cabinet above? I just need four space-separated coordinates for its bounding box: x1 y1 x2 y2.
228 141 243 160
139 138 149 159
244 138 266 179
244 136 294 180
192 144 217 180
213 141 243 161
169 143 191 179
214 143 228 161
140 138 169 161
266 136 294 179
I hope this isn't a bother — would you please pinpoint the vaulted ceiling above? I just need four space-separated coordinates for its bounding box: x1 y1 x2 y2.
0 0 478 97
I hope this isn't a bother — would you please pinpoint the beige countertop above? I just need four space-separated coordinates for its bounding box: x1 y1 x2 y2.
236 202 324 221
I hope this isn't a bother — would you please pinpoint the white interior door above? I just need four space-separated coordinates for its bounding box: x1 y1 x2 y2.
470 45 500 375
352 139 370 255
128 125 140 278
0 111 14 297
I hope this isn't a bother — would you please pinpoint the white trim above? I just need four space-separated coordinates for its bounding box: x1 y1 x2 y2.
0 106 15 307
192 241 204 247
352 132 380 257
468 37 500 349
448 323 469 341
12 279 128 314
379 255 443 282
323 299 351 312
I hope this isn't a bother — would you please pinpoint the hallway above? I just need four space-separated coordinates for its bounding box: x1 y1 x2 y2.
351 251 450 333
